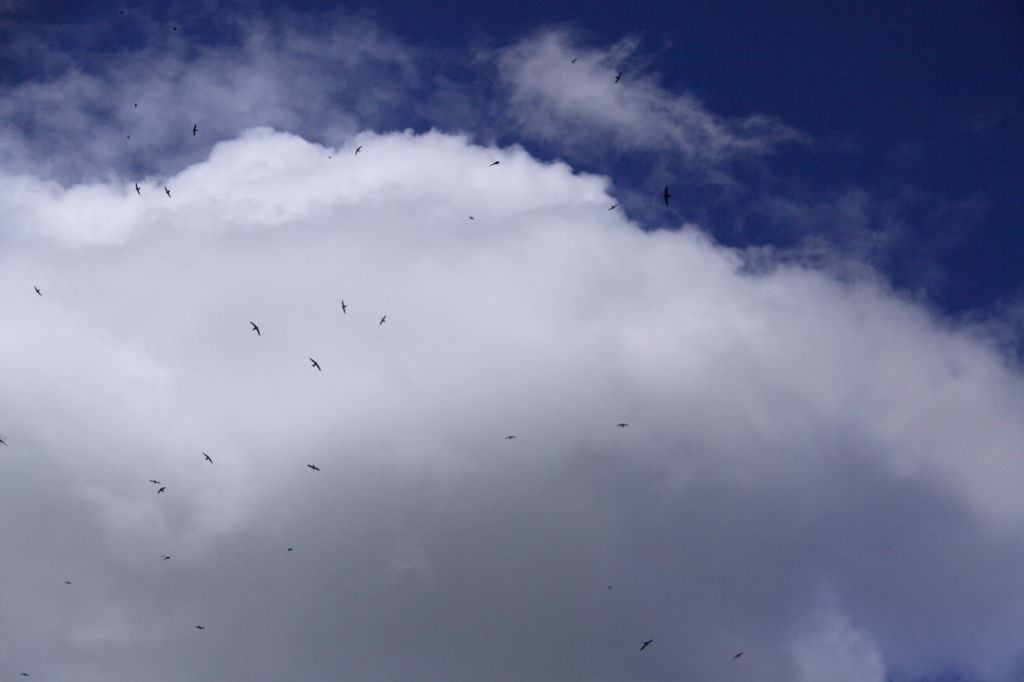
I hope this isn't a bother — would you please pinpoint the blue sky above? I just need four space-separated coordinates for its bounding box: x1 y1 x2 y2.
1 3 1022 682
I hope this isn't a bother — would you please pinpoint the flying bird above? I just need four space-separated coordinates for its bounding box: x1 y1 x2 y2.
310 358 321 371
355 146 362 155
195 625 205 630
65 581 71 585
20 674 28 677
161 555 172 560
571 57 578 64
734 652 744 659
149 479 161 484
615 72 622 83
135 182 141 195
608 204 618 210
469 216 474 220
505 435 516 440
379 315 386 325
341 300 347 313
164 186 171 198
157 487 166 494
250 321 260 335
288 547 293 551
203 452 212 463
0 435 7 446
640 640 653 651
616 423 628 428
192 124 197 136
663 186 671 205
34 286 41 295
307 464 320 471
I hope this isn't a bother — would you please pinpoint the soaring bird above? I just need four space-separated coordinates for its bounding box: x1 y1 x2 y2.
0 435 7 446
307 464 320 471
195 625 205 630
615 72 622 83
663 186 671 205
192 124 197 136
505 435 516 440
571 57 578 64
616 423 628 428
135 182 141 195
203 452 212 463
164 186 171 198
65 581 71 585
355 146 362 155
341 300 347 313
34 287 41 295
609 204 618 210
640 640 653 651
310 358 321 371
157 487 166 494
149 479 161 484
161 555 172 560
250 321 260 335
379 315 386 325
733 652 744 659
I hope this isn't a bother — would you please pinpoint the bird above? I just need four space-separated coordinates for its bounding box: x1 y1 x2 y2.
192 124 197 136
379 315 386 325
607 585 612 589
19 674 28 677
307 464 320 471
250 321 260 335
0 435 7 446
505 435 516 440
203 452 212 463
469 216 474 220
663 186 671 205
571 57 578 64
734 652 744 659
310 358 321 371
609 204 618 210
161 555 172 560
616 423 628 428
65 581 71 585
195 625 205 630
149 479 161 484
288 547 293 551
173 26 177 31
157 487 166 494
615 72 622 83
341 300 347 313
640 639 653 651
355 146 362 155
34 286 41 295
164 186 171 198
135 182 141 195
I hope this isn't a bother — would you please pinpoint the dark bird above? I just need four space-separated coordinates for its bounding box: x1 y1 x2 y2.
571 57 578 64
250 321 260 335
65 581 71 585
608 204 618 210
663 186 671 205
615 72 622 83
134 103 137 106
164 186 171 198
355 146 362 155
173 26 177 30
192 124 197 136
734 652 744 659
135 182 140 195
307 464 320 471
20 674 28 677
608 585 612 589
161 555 172 560
157 487 166 494
0 435 7 446
616 423 628 428
288 547 293 551
640 639 653 651
505 435 516 440
149 480 161 484
310 358 321 371
34 286 41 295
341 300 347 313
195 625 205 630
203 452 212 463
379 315 386 325
469 216 474 220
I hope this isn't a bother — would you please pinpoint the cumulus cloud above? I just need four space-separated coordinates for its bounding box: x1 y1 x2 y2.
1 127 1022 681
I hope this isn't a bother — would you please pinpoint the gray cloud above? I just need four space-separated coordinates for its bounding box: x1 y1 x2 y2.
0 127 1022 681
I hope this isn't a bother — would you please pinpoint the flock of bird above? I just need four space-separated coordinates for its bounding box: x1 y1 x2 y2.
0 51 750 680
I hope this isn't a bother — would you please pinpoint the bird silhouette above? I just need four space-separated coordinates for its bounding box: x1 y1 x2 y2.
149 479 161 484
203 453 212 463
34 287 41 295
65 581 71 585
571 57 578 64
355 146 362 155
663 187 671 205
505 435 516 440
616 423 628 428
0 435 7 446
341 300 347 313
379 315 386 325
307 464 320 471
157 487 166 494
135 182 141 195
161 555 172 560
192 124 197 136
288 547 293 551
250 321 260 335
310 358 321 371
734 652 744 659
615 72 622 83
609 204 618 210
195 625 205 630
640 639 653 651
164 186 171 198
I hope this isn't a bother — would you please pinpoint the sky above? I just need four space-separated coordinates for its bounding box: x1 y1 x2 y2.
0 2 1021 681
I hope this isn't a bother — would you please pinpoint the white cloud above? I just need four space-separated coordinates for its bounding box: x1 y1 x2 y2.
1 127 1023 680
